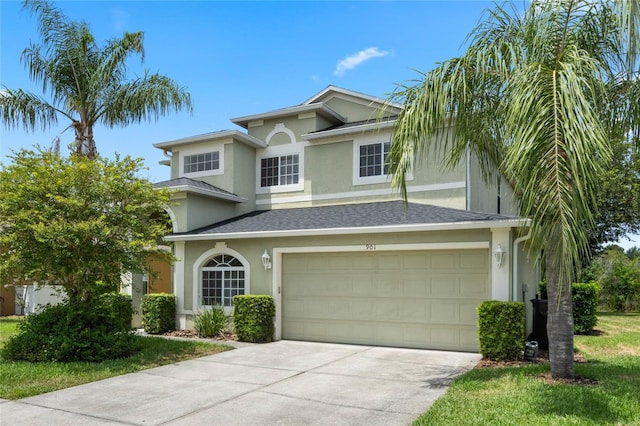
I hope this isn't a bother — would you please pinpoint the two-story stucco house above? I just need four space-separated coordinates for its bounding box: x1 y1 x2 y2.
152 86 539 352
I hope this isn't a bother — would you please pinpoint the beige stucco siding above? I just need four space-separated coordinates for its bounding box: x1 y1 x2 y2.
170 194 237 233
248 117 315 143
178 228 492 314
255 131 468 209
323 97 380 122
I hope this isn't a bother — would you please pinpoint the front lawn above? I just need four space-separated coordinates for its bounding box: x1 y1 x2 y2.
0 316 232 400
414 313 640 425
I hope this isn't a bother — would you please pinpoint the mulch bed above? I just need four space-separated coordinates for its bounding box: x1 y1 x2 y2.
476 350 587 368
476 350 597 385
162 329 238 341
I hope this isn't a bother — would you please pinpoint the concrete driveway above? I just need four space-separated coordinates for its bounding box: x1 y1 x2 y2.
0 340 480 425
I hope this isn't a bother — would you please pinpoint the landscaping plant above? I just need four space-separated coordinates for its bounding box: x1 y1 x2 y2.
1 296 139 362
477 301 525 361
141 293 176 334
233 295 275 343
193 306 227 338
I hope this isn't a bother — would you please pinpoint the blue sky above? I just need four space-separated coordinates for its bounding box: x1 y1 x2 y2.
0 0 637 249
1 1 493 179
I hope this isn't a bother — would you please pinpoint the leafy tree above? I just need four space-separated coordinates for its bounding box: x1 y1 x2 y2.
627 246 640 260
589 136 640 252
386 1 639 378
0 149 172 304
588 248 640 312
0 0 192 158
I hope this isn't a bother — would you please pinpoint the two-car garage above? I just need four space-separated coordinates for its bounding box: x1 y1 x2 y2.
281 248 490 352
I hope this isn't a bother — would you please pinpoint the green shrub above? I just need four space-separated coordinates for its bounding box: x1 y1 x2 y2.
572 282 599 334
233 295 275 343
194 306 227 338
1 301 141 362
477 301 525 361
539 281 600 334
141 293 175 334
98 292 133 331
597 256 640 312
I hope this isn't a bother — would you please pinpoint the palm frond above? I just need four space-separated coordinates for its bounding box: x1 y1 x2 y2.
0 87 60 131
99 72 192 127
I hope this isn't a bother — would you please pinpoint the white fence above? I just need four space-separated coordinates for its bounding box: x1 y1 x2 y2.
14 284 66 315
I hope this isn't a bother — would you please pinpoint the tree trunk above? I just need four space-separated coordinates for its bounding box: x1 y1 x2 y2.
545 234 575 379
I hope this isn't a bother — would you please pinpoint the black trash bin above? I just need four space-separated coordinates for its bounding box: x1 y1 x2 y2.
527 298 548 350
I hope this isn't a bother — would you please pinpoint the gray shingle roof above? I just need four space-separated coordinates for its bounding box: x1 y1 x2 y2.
170 201 522 238
153 178 245 203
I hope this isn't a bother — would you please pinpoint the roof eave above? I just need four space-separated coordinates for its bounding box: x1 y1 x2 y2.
231 103 346 129
164 218 528 242
303 85 403 111
302 119 396 141
159 185 247 203
153 130 267 150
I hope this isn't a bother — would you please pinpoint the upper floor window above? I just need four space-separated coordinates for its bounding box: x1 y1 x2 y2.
359 142 390 178
261 154 299 187
353 137 406 186
183 151 220 174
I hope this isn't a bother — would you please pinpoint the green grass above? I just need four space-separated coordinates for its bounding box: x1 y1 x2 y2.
414 313 640 426
0 316 233 400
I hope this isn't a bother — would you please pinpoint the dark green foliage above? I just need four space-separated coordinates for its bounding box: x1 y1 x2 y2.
233 295 275 343
597 254 640 312
141 293 175 334
538 280 548 299
539 281 600 334
572 282 599 334
193 306 227 338
477 301 525 361
1 300 141 362
99 292 133 331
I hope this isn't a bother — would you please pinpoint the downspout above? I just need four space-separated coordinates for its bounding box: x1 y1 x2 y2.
465 145 471 210
512 230 531 301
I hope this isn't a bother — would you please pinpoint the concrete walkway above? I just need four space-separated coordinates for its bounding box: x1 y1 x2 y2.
0 341 480 425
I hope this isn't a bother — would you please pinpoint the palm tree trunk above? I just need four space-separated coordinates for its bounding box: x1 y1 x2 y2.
545 230 575 379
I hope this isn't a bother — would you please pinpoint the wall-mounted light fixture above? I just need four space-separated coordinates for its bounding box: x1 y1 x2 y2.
493 244 506 268
261 250 272 270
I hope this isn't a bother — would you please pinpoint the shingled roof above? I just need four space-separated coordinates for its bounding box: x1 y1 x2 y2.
165 201 524 241
153 177 246 203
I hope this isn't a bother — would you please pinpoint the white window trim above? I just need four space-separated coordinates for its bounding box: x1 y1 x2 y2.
192 245 250 315
179 143 225 179
352 137 413 186
256 144 305 194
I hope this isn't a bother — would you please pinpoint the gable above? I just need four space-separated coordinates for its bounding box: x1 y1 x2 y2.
303 85 402 122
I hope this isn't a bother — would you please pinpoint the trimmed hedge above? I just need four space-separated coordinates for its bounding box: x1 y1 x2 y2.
98 292 133 331
233 295 275 343
141 293 175 334
572 282 599 334
478 301 525 361
539 281 599 334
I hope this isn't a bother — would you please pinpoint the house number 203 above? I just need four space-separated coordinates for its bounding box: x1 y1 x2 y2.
365 244 377 250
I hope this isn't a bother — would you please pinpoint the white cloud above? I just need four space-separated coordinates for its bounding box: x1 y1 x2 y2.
334 47 390 77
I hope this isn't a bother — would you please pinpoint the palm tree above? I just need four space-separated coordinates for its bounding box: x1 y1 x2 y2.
386 0 639 379
0 0 192 158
